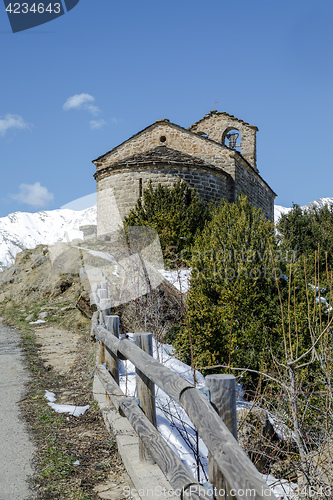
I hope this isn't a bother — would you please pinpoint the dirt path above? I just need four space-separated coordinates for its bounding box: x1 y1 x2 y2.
34 325 81 375
0 319 35 500
31 322 136 499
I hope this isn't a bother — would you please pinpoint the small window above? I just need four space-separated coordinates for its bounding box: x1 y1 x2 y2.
160 136 167 143
139 178 143 198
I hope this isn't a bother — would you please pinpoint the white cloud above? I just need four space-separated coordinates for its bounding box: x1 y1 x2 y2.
0 114 31 137
90 119 107 130
63 93 100 116
12 182 54 208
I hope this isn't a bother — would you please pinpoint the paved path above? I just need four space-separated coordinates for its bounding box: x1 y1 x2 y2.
0 319 35 500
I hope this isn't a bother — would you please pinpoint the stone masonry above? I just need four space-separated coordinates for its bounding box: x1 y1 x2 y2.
93 111 276 237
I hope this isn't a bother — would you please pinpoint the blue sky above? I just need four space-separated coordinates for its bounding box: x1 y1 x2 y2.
0 0 332 217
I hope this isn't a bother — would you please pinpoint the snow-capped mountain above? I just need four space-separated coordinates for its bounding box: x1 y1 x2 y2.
274 197 333 223
306 197 333 210
0 205 96 272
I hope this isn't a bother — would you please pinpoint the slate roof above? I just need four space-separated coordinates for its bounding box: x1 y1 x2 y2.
93 146 231 180
109 146 219 169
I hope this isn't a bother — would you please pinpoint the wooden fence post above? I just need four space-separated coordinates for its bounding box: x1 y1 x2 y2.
104 315 119 384
205 374 238 500
134 332 157 464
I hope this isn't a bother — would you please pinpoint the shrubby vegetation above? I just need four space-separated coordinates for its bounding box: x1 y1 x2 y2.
123 179 210 266
126 184 333 383
127 181 333 486
277 203 333 258
173 194 285 377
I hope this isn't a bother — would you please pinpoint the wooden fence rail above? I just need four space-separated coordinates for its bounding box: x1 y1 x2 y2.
93 314 277 500
95 364 210 500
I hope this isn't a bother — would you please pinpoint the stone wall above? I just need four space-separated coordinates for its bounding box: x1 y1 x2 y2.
234 159 274 221
96 163 231 237
97 187 124 236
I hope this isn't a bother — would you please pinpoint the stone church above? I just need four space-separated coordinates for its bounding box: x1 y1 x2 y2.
93 111 276 237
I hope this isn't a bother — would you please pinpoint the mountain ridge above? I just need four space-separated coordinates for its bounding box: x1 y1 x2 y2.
274 197 333 223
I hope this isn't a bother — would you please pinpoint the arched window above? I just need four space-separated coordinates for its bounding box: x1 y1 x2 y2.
222 128 241 152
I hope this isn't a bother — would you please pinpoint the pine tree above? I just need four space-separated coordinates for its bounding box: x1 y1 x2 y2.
277 203 333 272
124 179 209 266
174 195 288 383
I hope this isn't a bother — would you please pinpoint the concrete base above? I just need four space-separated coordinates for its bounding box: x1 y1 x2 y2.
93 374 178 499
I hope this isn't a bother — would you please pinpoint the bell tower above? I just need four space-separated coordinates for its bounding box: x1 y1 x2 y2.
189 111 259 172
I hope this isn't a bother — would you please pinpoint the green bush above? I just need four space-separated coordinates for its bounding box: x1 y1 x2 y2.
173 195 284 377
277 202 333 273
123 179 210 266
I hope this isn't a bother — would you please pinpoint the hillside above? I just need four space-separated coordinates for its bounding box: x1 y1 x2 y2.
0 239 138 499
0 243 297 500
1 196 333 499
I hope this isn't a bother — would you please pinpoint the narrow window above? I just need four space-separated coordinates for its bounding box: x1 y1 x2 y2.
139 178 143 198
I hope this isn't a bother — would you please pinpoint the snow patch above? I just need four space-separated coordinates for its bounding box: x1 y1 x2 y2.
44 390 90 417
159 268 191 293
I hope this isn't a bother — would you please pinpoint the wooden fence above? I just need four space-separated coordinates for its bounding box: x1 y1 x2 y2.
91 281 278 500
